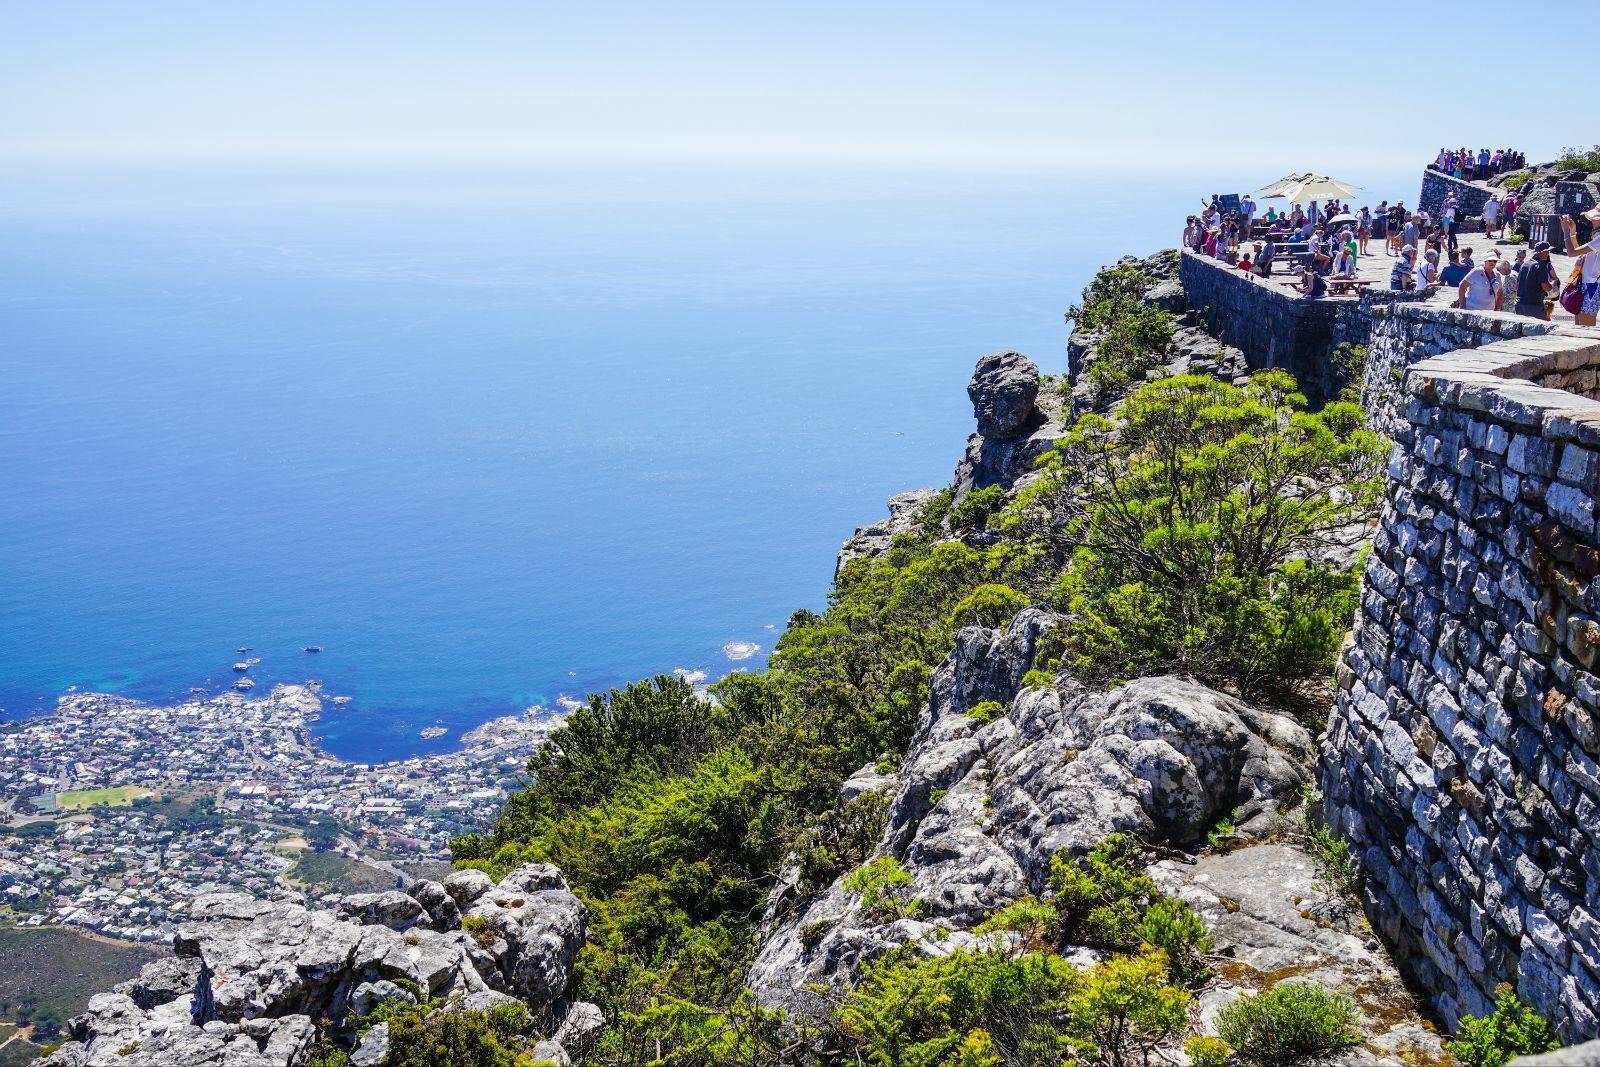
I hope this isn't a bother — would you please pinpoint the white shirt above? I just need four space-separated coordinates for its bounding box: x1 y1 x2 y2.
1460 265 1500 310
1581 243 1600 285
1415 260 1438 287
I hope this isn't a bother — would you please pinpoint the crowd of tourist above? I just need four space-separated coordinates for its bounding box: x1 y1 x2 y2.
1180 183 1600 325
1429 148 1524 180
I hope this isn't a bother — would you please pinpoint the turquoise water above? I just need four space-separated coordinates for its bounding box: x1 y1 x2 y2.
0 163 1413 762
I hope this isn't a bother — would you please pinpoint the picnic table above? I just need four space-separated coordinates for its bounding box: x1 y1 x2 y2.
1326 277 1374 295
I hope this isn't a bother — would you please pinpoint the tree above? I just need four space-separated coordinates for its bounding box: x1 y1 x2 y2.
1037 371 1384 698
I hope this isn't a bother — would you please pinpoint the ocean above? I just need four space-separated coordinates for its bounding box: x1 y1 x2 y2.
0 161 1416 762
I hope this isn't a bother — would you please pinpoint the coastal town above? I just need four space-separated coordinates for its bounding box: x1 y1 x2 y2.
0 684 557 945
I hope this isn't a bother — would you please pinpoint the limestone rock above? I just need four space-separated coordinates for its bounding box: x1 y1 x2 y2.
968 350 1041 440
836 488 940 576
442 868 495 909
1151 843 1447 1066
747 605 1315 1018
46 866 590 1067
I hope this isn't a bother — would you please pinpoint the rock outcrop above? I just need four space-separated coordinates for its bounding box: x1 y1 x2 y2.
747 605 1317 1018
1151 843 1448 1065
42 865 594 1067
835 487 940 576
953 352 1067 496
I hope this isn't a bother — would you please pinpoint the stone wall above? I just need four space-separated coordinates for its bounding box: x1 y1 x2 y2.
1420 169 1495 219
1319 315 1600 1039
1357 302 1562 438
1177 250 1347 403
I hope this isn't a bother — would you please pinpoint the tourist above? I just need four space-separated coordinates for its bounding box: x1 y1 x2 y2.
1515 243 1559 319
1298 265 1326 298
1387 202 1407 254
1331 245 1356 278
1497 257 1518 310
1309 227 1331 274
1441 194 1459 252
1357 208 1373 255
1482 194 1502 239
1238 246 1255 273
1438 248 1469 287
1240 193 1256 235
1257 235 1276 277
1403 213 1421 255
1571 233 1600 327
1459 250 1502 311
1391 246 1417 291
1416 248 1440 289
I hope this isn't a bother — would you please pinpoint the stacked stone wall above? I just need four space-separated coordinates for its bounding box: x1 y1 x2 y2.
1320 313 1600 1039
1177 250 1345 403
1420 169 1495 219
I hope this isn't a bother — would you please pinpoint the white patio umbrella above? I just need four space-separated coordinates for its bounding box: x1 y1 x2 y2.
1275 175 1363 205
1253 173 1315 198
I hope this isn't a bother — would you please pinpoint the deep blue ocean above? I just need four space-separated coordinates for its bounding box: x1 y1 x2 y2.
0 162 1414 762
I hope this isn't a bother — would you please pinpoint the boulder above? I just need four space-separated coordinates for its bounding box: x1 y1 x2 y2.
408 878 462 930
46 864 590 1067
748 607 1315 1018
967 350 1041 440
338 890 426 930
442 868 495 909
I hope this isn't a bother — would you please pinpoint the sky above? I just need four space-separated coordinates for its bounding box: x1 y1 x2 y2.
0 1 1586 174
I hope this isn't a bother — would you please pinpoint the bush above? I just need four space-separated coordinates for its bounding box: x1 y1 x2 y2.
793 789 891 897
973 896 1058 952
947 486 1007 532
1185 1035 1232 1067
843 857 924 921
383 1002 536 1067
1555 145 1600 173
1215 981 1359 1063
1066 263 1176 404
1446 984 1560 1067
837 948 1080 1067
1065 947 1190 1067
1040 371 1384 699
947 584 1031 631
965 701 1006 726
1134 897 1213 986
1049 834 1158 949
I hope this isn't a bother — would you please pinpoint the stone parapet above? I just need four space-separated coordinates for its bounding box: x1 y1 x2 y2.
1320 310 1600 1039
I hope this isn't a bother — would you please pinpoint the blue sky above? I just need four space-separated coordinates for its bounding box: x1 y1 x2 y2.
0 1 1583 170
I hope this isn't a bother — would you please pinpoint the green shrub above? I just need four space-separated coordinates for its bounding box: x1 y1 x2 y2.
973 896 1058 951
1065 263 1176 404
460 914 498 950
1040 371 1384 700
1501 171 1533 191
1185 1034 1232 1067
1049 833 1158 949
837 948 1080 1067
1215 981 1359 1063
793 789 892 897
383 1002 535 1067
1065 947 1190 1067
843 857 924 921
1134 897 1214 986
947 486 1007 532
966 701 1006 725
1446 984 1560 1067
947 584 1030 631
1555 145 1600 172
1021 669 1054 689
1300 794 1360 903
